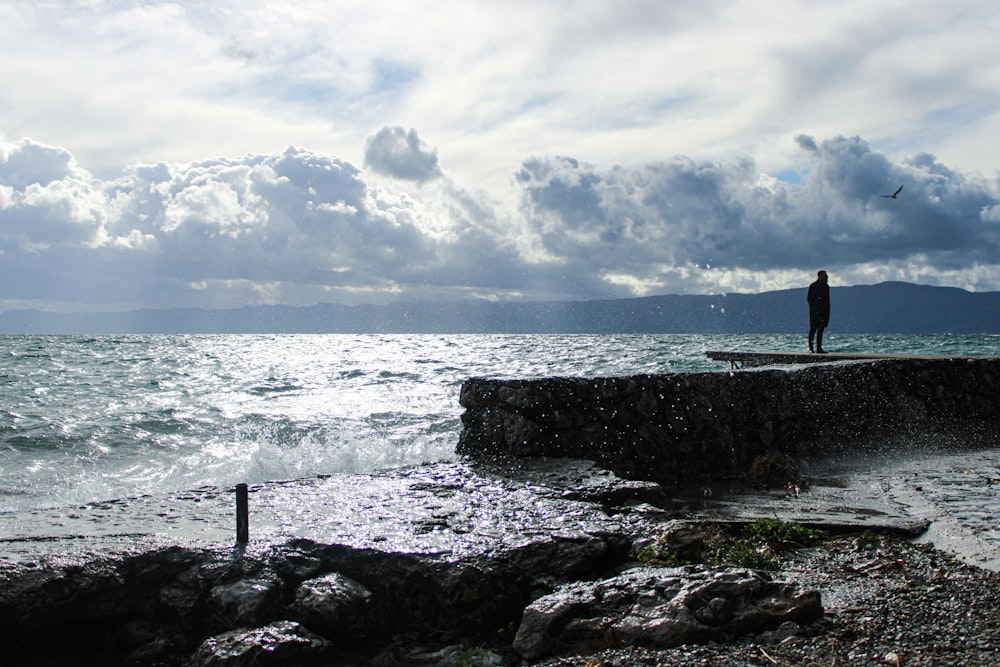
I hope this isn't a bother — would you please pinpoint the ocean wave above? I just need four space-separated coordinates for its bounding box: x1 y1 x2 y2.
0 332 997 513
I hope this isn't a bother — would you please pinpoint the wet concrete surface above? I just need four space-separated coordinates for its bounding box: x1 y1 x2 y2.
684 446 1000 572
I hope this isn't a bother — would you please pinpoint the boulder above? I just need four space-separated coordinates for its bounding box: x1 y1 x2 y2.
512 565 823 660
189 620 328 667
288 572 373 638
206 578 283 631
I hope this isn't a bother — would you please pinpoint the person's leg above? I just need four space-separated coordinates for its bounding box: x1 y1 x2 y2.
808 324 816 352
816 326 825 353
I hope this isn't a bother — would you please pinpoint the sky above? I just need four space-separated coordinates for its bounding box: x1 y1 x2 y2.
2 0 1000 313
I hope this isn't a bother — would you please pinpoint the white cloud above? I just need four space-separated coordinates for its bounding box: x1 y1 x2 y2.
5 0 1000 185
0 136 108 250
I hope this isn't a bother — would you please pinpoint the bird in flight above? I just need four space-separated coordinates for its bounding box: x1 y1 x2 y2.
882 184 903 199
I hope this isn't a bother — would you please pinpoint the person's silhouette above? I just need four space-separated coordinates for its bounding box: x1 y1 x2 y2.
807 270 830 353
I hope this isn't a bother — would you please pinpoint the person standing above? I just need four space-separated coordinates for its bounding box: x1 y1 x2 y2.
807 270 830 353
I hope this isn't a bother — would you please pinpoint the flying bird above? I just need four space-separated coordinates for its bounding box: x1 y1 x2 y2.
882 184 903 199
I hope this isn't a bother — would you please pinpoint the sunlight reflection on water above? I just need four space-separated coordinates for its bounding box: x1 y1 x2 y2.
0 333 997 513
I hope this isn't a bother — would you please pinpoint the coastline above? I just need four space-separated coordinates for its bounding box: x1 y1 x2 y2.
529 534 1000 667
4 354 999 665
526 447 1000 666
3 453 998 666
686 446 1000 574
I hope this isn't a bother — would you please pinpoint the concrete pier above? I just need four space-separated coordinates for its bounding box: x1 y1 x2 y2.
457 356 1000 487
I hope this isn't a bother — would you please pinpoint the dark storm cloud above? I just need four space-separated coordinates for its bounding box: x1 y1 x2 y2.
363 126 443 182
516 135 1000 280
799 136 998 265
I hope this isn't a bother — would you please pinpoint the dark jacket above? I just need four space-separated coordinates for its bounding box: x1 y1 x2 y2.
808 280 830 326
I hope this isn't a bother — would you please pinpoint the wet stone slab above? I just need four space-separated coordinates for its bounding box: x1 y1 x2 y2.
0 459 663 566
679 446 1000 572
0 456 944 568
680 468 930 536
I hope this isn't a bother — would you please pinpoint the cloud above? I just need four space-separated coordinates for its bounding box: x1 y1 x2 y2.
0 136 108 251
364 126 443 182
4 1 1000 201
0 135 527 310
0 137 79 189
1 131 999 313
515 135 1000 293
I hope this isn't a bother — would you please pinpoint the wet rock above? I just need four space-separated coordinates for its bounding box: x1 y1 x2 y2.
0 456 930 666
288 572 373 639
512 566 823 661
0 460 646 665
159 563 212 628
746 451 802 489
0 560 128 633
757 619 805 644
189 620 329 667
633 519 705 563
206 578 283 631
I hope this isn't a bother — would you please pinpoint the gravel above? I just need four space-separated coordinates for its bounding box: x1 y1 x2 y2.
527 534 1000 667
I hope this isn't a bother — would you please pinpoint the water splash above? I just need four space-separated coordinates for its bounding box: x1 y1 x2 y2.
0 333 997 512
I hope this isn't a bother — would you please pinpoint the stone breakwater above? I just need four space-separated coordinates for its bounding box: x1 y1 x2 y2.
457 357 1000 486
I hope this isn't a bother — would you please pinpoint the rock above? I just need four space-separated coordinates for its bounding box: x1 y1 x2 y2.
1 460 646 666
746 451 801 489
757 619 805 644
512 566 823 660
206 578 283 631
159 563 212 628
288 572 373 638
634 520 706 563
189 620 329 667
122 618 158 646
383 644 506 666
2 562 128 633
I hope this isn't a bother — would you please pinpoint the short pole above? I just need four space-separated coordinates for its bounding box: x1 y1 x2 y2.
235 483 249 544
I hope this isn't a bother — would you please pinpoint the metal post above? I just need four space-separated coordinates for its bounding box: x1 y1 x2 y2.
235 483 249 544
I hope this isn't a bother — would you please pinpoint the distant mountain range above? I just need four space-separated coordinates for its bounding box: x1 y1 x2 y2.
1 282 999 334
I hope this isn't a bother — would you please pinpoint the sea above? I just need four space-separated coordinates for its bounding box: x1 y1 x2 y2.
2 333 999 559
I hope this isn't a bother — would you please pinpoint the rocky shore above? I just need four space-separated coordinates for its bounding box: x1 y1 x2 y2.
531 535 1000 667
1 455 997 666
3 357 999 666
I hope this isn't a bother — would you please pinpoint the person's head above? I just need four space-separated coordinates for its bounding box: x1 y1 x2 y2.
817 270 827 283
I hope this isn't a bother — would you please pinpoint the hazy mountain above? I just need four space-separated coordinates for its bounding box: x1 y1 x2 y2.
1 282 998 335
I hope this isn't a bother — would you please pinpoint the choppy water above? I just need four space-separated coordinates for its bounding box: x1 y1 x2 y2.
1 333 998 549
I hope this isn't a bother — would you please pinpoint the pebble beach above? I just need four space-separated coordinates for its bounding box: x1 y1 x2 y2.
530 533 1000 667
528 446 1000 667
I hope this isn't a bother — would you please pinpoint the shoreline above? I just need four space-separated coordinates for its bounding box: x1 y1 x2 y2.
529 533 1000 667
2 449 998 665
